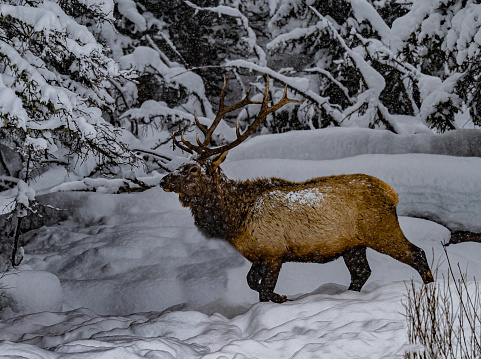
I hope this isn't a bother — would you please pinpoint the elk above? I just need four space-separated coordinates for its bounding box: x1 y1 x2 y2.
160 75 434 303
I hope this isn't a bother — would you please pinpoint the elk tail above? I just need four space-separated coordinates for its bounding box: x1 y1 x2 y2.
386 185 399 207
374 176 399 206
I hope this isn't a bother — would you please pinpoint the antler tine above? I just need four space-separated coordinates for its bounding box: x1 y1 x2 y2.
172 131 194 154
265 84 302 115
194 111 208 136
230 73 272 142
201 75 228 146
180 131 198 152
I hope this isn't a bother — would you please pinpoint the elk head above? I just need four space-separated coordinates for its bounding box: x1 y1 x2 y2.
159 157 227 207
160 75 301 204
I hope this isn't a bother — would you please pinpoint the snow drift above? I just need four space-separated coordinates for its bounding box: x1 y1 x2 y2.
0 128 480 358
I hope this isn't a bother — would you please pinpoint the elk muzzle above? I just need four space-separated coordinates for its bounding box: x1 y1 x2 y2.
159 175 176 192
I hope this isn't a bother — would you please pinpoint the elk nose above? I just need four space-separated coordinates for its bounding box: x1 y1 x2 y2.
159 177 166 188
159 176 174 192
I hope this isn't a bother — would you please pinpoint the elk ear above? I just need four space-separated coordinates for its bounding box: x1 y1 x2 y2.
211 151 228 172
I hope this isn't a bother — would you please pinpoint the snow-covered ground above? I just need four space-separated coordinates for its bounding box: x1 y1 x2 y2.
0 129 480 358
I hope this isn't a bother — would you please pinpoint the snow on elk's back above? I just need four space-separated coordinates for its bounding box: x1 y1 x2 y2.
255 187 326 213
284 188 326 205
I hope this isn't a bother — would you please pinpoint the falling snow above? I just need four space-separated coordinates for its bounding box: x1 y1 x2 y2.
0 129 480 358
1 0 481 356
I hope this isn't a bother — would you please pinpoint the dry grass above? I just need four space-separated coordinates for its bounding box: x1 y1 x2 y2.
404 248 481 359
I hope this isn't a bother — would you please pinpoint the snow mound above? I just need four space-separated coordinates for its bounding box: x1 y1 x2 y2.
0 268 62 318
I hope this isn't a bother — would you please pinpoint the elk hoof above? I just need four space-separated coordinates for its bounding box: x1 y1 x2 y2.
424 271 435 284
271 293 289 303
259 290 290 303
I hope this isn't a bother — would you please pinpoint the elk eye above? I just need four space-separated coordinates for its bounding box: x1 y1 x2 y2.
190 166 199 174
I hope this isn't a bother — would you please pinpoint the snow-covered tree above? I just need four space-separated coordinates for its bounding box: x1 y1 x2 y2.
0 0 136 267
0 0 138 179
93 0 481 171
220 0 481 134
391 0 481 131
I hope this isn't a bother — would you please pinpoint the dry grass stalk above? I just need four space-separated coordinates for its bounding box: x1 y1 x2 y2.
404 248 481 359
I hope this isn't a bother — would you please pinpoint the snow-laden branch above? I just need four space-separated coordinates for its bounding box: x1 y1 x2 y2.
354 33 464 129
307 5 386 97
50 175 162 194
349 0 391 46
146 34 188 68
144 35 176 68
0 40 74 118
0 39 112 137
122 100 194 125
0 3 101 54
114 0 146 32
267 22 323 52
304 67 353 104
304 4 433 133
223 59 343 125
0 74 29 127
120 46 214 118
183 0 266 65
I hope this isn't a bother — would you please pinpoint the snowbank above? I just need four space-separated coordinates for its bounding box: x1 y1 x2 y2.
0 128 480 358
0 283 416 359
0 268 62 316
228 128 481 161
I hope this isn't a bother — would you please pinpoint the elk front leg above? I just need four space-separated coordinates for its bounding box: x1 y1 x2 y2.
247 262 264 292
247 262 288 303
259 261 288 303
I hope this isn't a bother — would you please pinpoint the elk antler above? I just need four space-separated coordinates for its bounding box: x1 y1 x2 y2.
173 74 302 162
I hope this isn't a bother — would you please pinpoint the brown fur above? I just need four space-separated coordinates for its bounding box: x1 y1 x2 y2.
160 161 434 303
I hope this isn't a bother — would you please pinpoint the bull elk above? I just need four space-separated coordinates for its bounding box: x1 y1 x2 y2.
160 75 434 303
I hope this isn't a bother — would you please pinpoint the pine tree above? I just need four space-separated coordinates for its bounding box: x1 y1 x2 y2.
390 0 481 132
0 0 136 267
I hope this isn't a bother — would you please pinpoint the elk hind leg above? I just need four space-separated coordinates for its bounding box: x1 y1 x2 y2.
406 244 434 284
373 230 434 284
343 247 371 291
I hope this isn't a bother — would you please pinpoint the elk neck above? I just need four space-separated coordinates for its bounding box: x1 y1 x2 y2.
183 171 291 242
